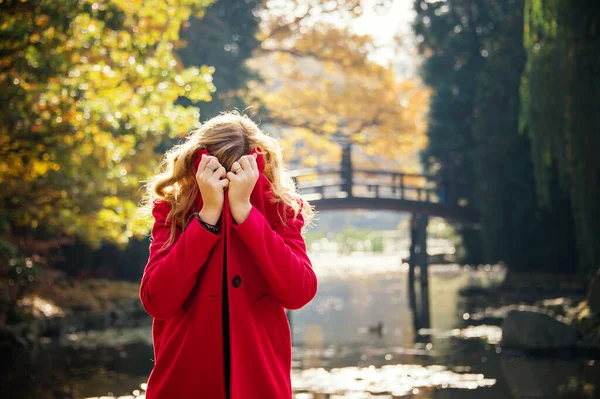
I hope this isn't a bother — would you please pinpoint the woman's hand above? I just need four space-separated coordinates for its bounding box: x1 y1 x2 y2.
227 153 259 224
195 155 228 225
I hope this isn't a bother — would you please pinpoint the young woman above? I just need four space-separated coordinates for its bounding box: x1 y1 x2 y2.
139 111 318 399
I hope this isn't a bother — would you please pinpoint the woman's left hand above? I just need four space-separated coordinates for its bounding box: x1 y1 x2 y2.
227 153 259 224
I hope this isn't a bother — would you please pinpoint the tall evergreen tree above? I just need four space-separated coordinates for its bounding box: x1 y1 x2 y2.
414 0 488 264
177 0 262 120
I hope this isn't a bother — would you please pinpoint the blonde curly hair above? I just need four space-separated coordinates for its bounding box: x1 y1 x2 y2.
140 111 314 247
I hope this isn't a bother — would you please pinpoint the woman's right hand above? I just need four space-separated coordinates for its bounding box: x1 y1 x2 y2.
195 155 229 225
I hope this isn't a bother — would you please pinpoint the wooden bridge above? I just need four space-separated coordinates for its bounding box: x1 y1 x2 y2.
290 145 477 224
286 144 479 336
291 167 477 224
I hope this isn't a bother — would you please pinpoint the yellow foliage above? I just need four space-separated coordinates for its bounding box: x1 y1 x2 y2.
0 0 216 248
249 1 428 171
249 50 430 169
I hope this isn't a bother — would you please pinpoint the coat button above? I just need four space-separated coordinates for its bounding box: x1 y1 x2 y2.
232 275 242 288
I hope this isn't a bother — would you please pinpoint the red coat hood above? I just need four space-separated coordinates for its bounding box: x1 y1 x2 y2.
191 147 292 226
192 147 266 174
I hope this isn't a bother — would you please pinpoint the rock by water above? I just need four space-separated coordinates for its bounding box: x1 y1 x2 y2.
501 309 579 350
587 273 600 314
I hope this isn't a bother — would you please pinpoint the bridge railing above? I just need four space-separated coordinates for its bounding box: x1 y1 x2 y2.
289 167 441 203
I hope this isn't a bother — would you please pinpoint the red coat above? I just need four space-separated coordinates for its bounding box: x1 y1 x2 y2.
140 149 318 399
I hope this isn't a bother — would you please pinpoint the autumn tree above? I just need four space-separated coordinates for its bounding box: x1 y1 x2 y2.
0 0 215 247
244 1 429 172
46 0 265 282
0 0 215 299
249 51 429 170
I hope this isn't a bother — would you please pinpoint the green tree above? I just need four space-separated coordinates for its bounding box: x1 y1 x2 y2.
415 0 578 271
521 0 600 273
471 0 577 271
177 0 262 120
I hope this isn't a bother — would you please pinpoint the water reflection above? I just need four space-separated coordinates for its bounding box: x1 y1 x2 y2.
9 256 597 399
418 325 503 345
292 364 496 397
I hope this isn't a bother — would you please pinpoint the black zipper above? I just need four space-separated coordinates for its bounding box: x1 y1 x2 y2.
222 210 231 399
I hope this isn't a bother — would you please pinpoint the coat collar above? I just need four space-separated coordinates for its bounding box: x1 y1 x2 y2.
191 147 276 217
193 147 265 174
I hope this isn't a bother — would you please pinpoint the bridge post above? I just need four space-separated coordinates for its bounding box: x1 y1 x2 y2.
286 309 293 344
417 215 430 329
399 174 405 199
340 141 353 197
408 215 418 312
408 213 430 331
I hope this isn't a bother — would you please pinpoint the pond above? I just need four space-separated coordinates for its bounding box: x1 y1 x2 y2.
7 253 598 398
